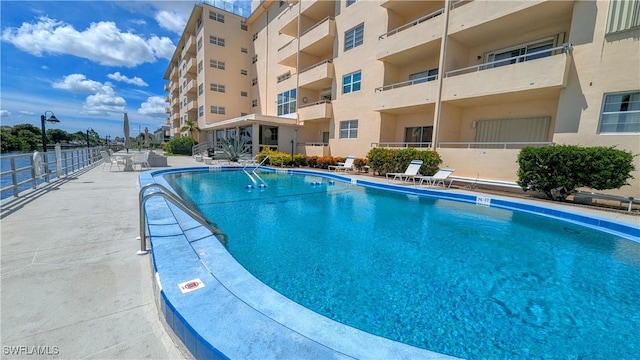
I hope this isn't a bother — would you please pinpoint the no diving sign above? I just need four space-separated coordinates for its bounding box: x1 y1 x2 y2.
178 278 205 294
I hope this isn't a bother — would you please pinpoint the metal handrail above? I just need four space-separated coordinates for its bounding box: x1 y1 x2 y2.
298 99 331 109
277 38 296 52
437 141 555 149
450 0 473 9
300 16 334 37
137 183 228 255
299 59 333 74
379 8 444 40
445 43 572 77
375 75 438 92
371 142 432 148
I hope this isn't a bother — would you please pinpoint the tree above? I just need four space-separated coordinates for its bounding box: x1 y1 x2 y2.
180 119 200 141
47 129 72 144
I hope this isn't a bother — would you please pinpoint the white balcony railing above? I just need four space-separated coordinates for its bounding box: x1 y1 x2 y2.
379 8 444 40
371 142 432 148
298 99 331 109
375 75 438 92
299 59 333 74
438 141 554 149
445 43 572 77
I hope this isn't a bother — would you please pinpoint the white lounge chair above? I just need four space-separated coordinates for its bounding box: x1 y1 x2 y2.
417 168 455 188
386 160 423 184
133 151 150 170
328 156 355 172
100 150 124 171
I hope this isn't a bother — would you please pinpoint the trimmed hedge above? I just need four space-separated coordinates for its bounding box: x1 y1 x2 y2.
366 147 442 176
517 145 636 201
167 137 196 155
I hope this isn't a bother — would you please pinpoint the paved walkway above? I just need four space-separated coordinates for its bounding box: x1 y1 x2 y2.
1 156 197 359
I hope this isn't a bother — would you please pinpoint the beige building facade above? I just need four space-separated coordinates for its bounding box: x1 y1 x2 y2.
165 0 639 196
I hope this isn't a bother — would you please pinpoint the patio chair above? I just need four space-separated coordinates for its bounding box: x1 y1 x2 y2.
386 160 423 184
328 156 355 172
417 168 455 188
132 151 150 171
100 150 124 171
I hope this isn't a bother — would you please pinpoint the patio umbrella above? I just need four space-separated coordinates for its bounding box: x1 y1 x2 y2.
123 112 131 153
144 127 150 148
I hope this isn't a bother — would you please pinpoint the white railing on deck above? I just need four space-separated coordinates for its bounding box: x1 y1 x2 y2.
438 141 554 149
379 8 444 40
371 142 432 148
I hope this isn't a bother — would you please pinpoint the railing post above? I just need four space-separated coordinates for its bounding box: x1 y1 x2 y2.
12 158 19 197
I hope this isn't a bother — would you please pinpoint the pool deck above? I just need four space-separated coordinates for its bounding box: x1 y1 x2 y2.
1 156 638 359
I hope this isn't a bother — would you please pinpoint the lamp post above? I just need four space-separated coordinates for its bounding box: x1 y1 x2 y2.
86 128 93 149
40 111 60 153
106 135 110 148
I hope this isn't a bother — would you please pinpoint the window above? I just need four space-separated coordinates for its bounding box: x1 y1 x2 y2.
260 126 278 146
486 37 556 68
252 32 258 41
198 105 204 117
346 0 357 7
606 0 640 34
340 120 358 139
599 92 640 133
344 23 364 51
252 55 258 64
209 36 225 47
241 22 248 31
241 69 248 75
241 47 248 53
210 106 226 114
197 37 202 50
241 113 248 116
241 91 248 97
409 68 438 83
210 59 225 70
404 126 433 147
197 60 203 73
209 11 224 23
252 99 258 107
277 89 296 115
342 70 361 94
210 83 225 92
252 77 258 86
198 83 203 95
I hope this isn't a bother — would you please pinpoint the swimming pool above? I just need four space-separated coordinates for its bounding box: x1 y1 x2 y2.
145 167 640 359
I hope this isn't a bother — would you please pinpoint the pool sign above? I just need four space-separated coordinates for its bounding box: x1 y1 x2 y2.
178 278 205 294
476 196 491 207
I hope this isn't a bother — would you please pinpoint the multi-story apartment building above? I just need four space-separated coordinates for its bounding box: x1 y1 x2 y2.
164 0 639 196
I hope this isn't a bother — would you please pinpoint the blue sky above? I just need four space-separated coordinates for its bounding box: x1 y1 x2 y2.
0 0 250 139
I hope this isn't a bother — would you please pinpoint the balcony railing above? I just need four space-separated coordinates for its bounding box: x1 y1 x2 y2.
445 43 572 77
438 141 554 149
375 75 438 92
450 0 473 9
300 16 334 37
300 59 333 74
278 38 295 52
299 99 331 109
379 8 444 40
304 142 328 147
371 142 432 148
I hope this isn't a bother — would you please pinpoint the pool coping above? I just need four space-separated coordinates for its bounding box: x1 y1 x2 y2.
140 166 639 359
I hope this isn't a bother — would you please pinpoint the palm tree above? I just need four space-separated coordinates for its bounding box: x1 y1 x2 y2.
180 119 200 140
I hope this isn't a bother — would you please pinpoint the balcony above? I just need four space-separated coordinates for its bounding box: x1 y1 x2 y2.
182 35 196 58
171 97 179 109
299 17 335 57
277 38 298 67
170 67 178 80
299 60 334 90
164 83 170 91
448 0 575 45
184 79 197 94
377 9 443 66
171 82 178 95
183 57 196 74
298 100 332 122
442 44 571 104
185 100 198 112
301 0 334 19
373 77 438 113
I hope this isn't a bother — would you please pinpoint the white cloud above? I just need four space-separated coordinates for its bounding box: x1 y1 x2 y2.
108 72 148 87
0 110 10 117
138 96 167 117
1 16 175 67
154 10 188 34
84 85 126 115
19 111 36 115
53 74 103 94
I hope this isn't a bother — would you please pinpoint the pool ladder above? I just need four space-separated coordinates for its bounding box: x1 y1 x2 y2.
137 183 228 255
242 155 269 187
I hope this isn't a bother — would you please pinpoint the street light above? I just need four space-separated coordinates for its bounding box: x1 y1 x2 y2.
86 128 93 149
40 111 60 153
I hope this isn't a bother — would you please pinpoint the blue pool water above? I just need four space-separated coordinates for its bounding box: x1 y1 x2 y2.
164 170 640 359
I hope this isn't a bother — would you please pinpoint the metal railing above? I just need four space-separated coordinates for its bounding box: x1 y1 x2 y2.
300 16 334 37
299 59 333 74
450 0 473 9
379 8 444 40
1 147 103 199
298 99 331 109
278 38 296 52
445 43 572 77
375 75 438 92
137 183 228 255
192 141 213 156
371 142 432 148
304 142 329 147
437 141 554 149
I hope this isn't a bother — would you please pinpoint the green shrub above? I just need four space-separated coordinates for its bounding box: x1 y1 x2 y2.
306 156 319 168
366 147 442 176
517 145 636 201
292 153 307 167
167 137 196 155
257 148 293 166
